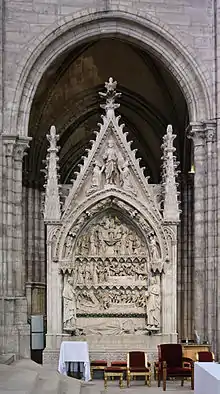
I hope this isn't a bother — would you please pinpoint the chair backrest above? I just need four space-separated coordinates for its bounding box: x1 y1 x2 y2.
158 344 183 368
197 351 214 362
127 351 146 368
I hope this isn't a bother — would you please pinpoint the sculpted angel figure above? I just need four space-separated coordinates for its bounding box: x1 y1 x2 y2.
103 140 118 185
149 233 160 261
90 160 105 189
63 276 77 329
119 160 133 191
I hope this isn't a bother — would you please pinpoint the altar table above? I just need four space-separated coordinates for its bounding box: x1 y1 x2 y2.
58 341 91 381
194 362 220 394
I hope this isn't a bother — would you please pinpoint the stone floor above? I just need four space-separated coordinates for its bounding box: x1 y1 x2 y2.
82 379 194 394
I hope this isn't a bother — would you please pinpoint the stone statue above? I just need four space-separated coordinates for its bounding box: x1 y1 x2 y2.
90 160 105 189
77 262 84 285
92 260 98 284
119 160 133 191
63 276 77 329
146 276 160 328
149 233 160 261
103 140 118 185
63 234 73 258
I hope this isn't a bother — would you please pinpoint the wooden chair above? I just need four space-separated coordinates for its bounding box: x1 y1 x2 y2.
126 351 151 387
158 344 194 391
90 360 107 379
104 366 124 388
196 351 215 362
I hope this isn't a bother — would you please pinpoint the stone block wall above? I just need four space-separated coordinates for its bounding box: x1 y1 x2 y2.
0 0 219 358
2 0 215 133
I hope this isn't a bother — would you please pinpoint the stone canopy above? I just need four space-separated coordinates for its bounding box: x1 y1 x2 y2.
43 77 180 345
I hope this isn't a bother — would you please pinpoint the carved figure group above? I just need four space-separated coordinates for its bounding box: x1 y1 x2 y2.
88 138 134 192
73 257 148 286
75 214 146 257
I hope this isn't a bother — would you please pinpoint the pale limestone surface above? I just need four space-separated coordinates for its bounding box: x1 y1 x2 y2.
0 0 219 364
43 79 179 364
0 359 82 394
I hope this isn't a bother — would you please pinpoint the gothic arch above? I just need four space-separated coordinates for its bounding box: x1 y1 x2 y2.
54 194 169 266
11 6 212 137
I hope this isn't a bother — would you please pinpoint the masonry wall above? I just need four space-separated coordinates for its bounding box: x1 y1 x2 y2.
3 0 215 132
0 0 219 357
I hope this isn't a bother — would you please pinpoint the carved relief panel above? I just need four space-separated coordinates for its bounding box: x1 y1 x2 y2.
60 210 162 334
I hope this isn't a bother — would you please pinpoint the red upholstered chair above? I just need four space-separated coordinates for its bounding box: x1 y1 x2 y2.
111 361 127 369
158 344 194 391
196 351 215 362
127 351 151 387
90 360 107 379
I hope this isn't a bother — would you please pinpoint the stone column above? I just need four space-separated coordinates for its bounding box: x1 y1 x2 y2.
13 137 31 295
204 122 216 345
187 122 206 339
0 135 31 357
3 137 16 296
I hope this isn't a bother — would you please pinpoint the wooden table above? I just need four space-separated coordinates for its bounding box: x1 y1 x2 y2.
182 344 211 361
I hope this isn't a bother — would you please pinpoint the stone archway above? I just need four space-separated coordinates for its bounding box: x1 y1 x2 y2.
10 7 211 138
1 6 216 360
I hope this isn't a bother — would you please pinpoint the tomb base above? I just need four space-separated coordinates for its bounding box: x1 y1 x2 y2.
43 332 177 367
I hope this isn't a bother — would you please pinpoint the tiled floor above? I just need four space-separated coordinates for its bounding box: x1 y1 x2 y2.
82 379 194 394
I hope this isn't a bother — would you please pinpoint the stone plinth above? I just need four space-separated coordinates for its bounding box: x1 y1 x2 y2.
43 333 177 367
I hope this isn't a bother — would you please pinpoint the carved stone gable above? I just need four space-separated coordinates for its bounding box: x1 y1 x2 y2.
44 78 180 339
63 78 160 220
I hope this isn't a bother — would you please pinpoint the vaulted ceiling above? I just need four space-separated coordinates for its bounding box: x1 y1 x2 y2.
26 37 189 187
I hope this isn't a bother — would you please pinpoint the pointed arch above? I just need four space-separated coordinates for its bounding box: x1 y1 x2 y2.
10 6 212 137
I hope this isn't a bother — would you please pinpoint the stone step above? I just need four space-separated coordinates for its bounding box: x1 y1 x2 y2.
33 373 61 394
0 358 82 394
0 363 39 394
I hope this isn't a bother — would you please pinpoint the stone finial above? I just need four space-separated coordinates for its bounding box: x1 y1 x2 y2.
99 77 121 115
161 124 180 223
43 125 61 221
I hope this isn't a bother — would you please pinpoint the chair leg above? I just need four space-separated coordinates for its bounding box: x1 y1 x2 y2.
119 375 123 388
127 372 130 387
163 367 166 391
191 364 194 390
158 373 161 387
181 378 184 386
104 374 107 389
148 375 151 387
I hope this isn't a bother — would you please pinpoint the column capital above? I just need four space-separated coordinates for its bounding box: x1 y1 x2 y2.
2 134 17 157
203 121 216 143
2 135 32 160
186 121 216 145
14 136 32 162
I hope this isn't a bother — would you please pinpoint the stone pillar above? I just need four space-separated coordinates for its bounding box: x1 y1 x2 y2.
0 135 31 357
3 136 16 297
204 122 216 345
13 138 31 295
187 122 206 339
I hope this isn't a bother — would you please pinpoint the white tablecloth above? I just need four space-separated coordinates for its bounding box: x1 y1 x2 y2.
195 362 220 394
58 341 91 381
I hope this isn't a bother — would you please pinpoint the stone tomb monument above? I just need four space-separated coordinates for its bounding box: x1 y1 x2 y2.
43 78 180 365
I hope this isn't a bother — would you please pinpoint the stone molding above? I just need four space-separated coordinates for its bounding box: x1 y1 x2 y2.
9 7 211 137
